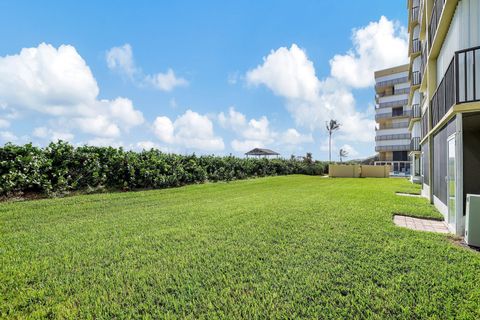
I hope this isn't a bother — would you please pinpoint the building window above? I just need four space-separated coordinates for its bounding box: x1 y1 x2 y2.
392 107 404 117
393 151 408 161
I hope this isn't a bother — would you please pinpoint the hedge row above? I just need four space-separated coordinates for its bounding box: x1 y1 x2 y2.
0 142 328 197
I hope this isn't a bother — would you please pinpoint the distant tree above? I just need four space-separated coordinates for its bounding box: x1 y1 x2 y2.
339 148 349 163
326 120 341 162
303 152 313 165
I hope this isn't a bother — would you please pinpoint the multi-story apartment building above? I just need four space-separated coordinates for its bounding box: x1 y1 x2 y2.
374 65 413 176
407 0 480 235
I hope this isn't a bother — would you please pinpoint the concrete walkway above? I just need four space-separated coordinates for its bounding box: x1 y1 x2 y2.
393 215 450 234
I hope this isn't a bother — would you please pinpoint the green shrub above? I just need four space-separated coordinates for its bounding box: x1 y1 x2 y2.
0 142 328 197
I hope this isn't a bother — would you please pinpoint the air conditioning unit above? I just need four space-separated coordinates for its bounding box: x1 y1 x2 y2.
465 194 480 247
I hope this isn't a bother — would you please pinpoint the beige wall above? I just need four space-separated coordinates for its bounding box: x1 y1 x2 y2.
329 165 361 178
360 165 390 178
329 165 390 178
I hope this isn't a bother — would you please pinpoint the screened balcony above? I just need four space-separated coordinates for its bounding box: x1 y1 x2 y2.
428 0 445 50
411 137 421 151
411 104 421 119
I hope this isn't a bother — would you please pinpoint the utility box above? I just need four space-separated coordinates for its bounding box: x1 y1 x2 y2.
465 194 480 247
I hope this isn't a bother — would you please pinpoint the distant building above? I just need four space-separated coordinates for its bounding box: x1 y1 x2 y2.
374 64 412 176
245 148 280 158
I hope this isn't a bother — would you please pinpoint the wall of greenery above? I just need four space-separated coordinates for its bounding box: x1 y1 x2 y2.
0 142 328 197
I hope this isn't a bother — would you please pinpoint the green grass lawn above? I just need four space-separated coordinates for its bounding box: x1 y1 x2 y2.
1 176 480 319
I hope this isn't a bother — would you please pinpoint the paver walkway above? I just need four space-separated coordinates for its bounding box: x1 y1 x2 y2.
395 192 422 198
393 215 450 234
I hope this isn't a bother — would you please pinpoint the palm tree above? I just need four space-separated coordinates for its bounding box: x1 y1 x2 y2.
339 148 348 163
325 120 341 162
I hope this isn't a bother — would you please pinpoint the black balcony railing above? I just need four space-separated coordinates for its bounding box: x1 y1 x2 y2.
411 71 421 86
411 38 421 55
430 46 480 128
411 6 419 23
375 133 411 141
421 107 429 139
411 137 421 151
412 104 421 118
429 0 445 50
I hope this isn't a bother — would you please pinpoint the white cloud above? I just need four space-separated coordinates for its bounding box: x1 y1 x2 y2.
0 118 10 128
231 139 265 153
281 129 313 145
0 131 17 143
153 110 224 151
33 126 74 142
247 44 320 101
330 16 408 88
340 144 359 158
106 44 137 78
33 127 48 139
136 140 160 150
106 44 188 92
246 21 404 145
218 107 247 132
75 115 121 138
86 137 124 148
0 43 144 144
218 106 312 153
146 69 189 92
218 107 276 152
153 116 175 144
105 97 144 130
0 43 98 116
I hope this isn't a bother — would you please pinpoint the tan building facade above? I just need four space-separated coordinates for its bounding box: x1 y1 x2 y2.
374 65 412 176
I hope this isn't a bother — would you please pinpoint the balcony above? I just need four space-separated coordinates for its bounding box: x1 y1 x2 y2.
375 77 409 91
411 137 421 151
375 144 411 152
411 104 421 119
430 46 480 129
375 133 411 141
411 71 421 86
428 0 446 50
421 43 427 81
376 122 409 130
411 38 421 56
421 108 429 139
411 6 419 25
376 99 408 109
375 110 411 122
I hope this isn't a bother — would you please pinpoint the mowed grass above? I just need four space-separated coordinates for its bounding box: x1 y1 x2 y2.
1 176 480 319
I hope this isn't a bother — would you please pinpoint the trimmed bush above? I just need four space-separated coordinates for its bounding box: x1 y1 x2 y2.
0 141 327 197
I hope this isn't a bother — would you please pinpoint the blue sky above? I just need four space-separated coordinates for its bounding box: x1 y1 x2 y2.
0 1 409 160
